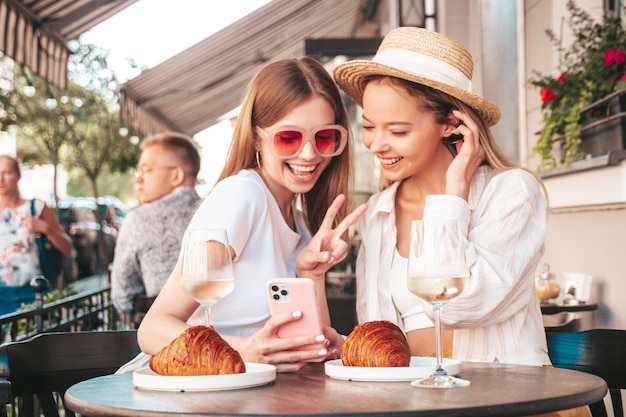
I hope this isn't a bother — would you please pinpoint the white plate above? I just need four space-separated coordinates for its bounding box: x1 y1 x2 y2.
324 357 461 382
133 363 276 391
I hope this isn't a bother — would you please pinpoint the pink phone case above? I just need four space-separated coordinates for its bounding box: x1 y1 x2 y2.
267 278 325 359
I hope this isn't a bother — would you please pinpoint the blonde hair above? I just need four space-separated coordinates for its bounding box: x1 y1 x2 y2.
217 57 354 234
140 132 201 179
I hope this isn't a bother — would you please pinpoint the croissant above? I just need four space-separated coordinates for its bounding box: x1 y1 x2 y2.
341 320 411 367
149 325 246 376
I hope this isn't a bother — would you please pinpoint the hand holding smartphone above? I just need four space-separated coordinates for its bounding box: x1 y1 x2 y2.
267 278 325 361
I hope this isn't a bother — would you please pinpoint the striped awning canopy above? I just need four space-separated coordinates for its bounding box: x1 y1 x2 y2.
0 0 137 90
119 0 371 137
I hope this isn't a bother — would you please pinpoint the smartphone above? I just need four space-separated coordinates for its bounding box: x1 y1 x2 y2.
267 278 325 360
442 118 464 156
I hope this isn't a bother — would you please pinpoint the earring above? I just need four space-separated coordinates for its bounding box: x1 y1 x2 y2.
255 151 261 167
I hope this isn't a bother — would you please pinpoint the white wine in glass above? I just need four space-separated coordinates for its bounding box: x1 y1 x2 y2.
180 228 235 326
407 219 470 388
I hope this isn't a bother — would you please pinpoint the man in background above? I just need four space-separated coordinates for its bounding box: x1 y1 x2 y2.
111 132 201 328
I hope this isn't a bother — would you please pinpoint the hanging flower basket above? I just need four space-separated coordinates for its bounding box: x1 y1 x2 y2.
528 0 626 171
578 89 626 158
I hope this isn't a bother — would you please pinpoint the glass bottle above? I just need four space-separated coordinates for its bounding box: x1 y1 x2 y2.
535 263 560 304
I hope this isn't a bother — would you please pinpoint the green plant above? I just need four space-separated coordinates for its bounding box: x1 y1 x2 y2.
18 282 80 310
529 0 626 171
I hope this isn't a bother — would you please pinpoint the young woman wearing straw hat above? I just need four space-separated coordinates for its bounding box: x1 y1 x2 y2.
334 28 552 367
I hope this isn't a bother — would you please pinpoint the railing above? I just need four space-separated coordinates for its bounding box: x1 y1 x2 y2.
0 277 121 343
0 277 122 416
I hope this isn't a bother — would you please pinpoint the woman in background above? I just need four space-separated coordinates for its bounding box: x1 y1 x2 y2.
0 155 72 315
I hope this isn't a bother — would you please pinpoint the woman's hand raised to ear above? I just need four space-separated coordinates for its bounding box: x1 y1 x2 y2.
445 109 486 201
296 194 367 280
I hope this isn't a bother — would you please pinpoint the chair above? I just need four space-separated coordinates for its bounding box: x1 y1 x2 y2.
546 329 626 417
132 295 156 328
0 330 140 417
543 312 581 333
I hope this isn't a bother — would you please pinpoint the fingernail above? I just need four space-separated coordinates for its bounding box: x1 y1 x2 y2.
317 349 327 356
315 334 325 342
321 252 330 261
292 311 302 318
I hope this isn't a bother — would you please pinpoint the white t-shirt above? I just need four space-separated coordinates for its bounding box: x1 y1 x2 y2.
185 169 311 336
389 248 433 331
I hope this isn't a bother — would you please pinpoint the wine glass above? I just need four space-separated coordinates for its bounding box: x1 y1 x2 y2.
180 228 235 326
407 219 470 388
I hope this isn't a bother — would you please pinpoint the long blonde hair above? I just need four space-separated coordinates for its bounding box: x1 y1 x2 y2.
217 57 354 234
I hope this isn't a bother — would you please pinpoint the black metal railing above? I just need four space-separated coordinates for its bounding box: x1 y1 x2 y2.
0 276 122 416
0 277 120 343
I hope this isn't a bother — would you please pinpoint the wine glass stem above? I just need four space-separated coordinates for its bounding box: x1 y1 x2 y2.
433 304 446 376
204 307 211 326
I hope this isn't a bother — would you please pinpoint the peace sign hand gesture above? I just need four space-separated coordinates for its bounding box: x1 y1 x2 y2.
296 194 367 280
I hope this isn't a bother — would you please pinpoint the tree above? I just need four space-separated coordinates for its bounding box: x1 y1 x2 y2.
0 40 142 204
0 62 70 207
65 40 142 198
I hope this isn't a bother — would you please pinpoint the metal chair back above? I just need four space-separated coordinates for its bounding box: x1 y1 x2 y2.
546 329 626 417
0 330 139 417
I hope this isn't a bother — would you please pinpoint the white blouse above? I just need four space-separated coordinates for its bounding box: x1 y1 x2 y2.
356 166 551 366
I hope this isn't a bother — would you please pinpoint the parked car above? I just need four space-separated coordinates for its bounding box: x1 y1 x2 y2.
97 195 126 231
57 197 123 280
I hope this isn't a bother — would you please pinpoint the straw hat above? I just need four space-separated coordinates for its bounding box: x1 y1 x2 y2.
333 27 501 126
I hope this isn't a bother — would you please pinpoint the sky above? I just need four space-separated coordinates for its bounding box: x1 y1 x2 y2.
81 0 271 194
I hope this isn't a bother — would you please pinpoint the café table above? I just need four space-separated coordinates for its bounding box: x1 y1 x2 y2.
65 361 607 417
540 301 598 315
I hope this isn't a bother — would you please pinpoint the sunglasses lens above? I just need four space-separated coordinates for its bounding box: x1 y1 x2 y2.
273 130 304 157
269 127 345 157
314 128 342 155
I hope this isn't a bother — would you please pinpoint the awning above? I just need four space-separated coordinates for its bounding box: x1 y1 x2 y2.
119 0 368 137
0 0 138 90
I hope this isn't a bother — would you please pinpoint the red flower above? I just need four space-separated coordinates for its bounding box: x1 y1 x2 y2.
556 72 567 83
604 48 626 67
617 73 626 85
540 86 556 104
604 49 614 66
